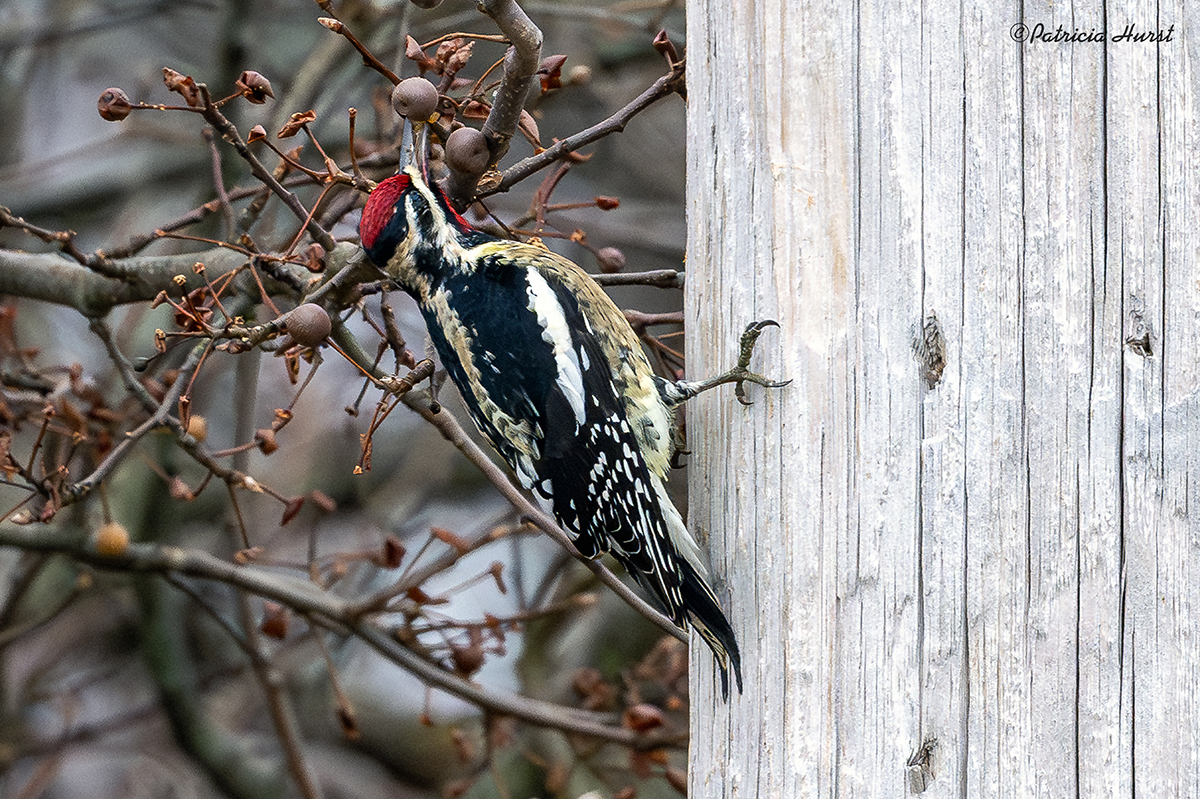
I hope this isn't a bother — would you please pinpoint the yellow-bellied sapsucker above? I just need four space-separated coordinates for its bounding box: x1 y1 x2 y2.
359 166 784 697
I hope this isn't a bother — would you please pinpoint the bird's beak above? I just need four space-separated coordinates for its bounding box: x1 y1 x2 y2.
399 117 431 183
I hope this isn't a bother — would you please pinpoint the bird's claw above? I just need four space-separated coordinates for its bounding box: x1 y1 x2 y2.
732 320 791 405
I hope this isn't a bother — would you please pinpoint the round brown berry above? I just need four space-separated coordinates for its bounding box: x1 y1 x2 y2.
93 522 130 556
285 304 332 347
391 78 439 122
446 126 490 177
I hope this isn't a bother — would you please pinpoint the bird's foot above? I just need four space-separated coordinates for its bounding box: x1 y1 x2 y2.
667 320 791 406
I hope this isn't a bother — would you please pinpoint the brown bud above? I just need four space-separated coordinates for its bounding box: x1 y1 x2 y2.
281 496 304 526
594 196 620 210
309 489 337 513
168 477 195 501
489 562 507 593
97 88 133 121
431 525 470 554
303 243 325 273
461 100 489 120
653 29 680 64
261 602 288 639
409 0 444 8
247 124 267 143
382 535 406 568
450 639 485 677
517 109 541 148
405 35 427 63
622 703 665 732
337 705 360 740
236 70 274 104
391 77 439 122
595 246 626 273
284 303 331 347
445 126 489 178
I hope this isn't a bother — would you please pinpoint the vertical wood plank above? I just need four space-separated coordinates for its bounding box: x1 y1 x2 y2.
684 1 1199 795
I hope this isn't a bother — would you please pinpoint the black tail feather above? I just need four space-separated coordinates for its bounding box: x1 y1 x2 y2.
679 558 743 699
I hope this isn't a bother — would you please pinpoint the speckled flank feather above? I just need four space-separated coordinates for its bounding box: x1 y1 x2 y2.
359 168 743 696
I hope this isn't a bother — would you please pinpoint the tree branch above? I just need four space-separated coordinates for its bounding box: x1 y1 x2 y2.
0 525 671 749
478 0 543 165
0 248 251 316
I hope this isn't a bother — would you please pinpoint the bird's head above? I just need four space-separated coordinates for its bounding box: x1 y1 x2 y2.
359 166 479 273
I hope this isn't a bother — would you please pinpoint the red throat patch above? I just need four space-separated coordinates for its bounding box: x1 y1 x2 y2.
359 174 412 250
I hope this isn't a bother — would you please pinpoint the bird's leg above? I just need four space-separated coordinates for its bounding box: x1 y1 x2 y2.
665 320 791 408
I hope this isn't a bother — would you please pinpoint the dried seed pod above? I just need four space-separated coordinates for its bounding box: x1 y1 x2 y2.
97 88 133 121
254 428 278 455
391 77 438 122
236 70 274 104
538 54 568 92
285 304 331 347
162 68 202 107
277 109 316 138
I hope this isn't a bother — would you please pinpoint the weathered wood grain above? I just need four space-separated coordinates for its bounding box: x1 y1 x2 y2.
686 1 1198 795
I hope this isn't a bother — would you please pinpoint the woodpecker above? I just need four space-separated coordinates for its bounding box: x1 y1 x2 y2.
359 164 785 697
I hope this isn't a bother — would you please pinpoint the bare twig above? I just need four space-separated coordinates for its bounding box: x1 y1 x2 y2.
203 128 237 238
491 59 685 194
0 206 90 265
197 85 337 251
593 269 684 289
68 340 207 501
316 16 401 85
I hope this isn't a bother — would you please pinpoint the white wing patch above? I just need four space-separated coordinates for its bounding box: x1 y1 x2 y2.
525 269 587 427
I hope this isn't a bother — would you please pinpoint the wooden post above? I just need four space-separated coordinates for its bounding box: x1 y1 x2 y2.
685 1 1199 795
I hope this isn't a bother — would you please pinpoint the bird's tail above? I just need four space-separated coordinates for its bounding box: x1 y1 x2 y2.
680 557 743 699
